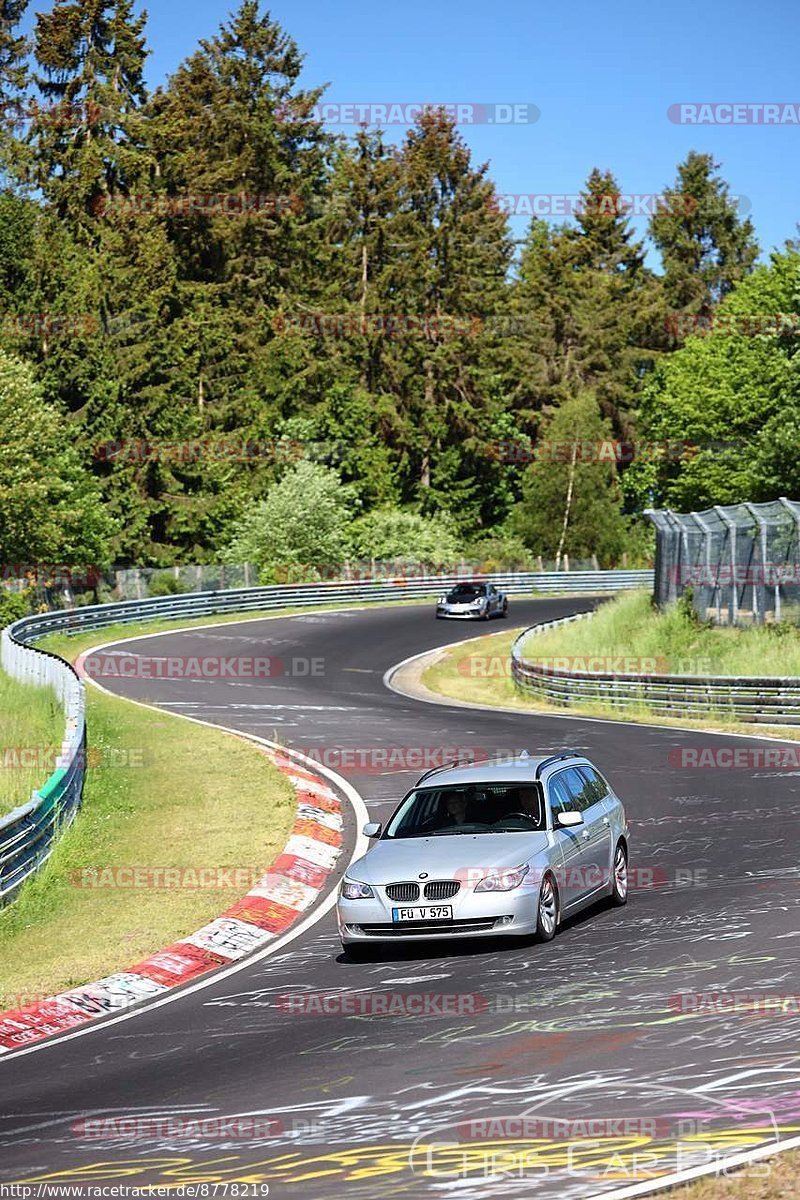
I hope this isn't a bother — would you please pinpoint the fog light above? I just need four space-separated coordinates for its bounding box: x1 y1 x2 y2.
346 924 364 934
497 916 514 926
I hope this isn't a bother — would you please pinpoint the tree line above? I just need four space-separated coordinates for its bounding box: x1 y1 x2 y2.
0 0 788 582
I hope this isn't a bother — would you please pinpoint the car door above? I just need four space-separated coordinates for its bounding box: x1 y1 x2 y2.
561 765 613 897
547 770 588 910
577 763 618 879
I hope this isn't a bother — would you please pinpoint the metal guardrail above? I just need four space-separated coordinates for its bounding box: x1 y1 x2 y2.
0 568 650 906
0 627 86 904
512 613 800 725
11 570 652 643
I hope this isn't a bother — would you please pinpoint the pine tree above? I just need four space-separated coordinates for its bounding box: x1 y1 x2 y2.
387 109 515 525
29 0 149 224
143 1 333 470
513 169 661 440
0 0 29 176
649 151 759 334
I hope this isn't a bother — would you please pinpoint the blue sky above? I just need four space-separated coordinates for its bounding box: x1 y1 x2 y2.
84 1 800 262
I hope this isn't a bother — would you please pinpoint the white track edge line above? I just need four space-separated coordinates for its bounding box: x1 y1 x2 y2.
0 634 371 1063
386 632 800 1198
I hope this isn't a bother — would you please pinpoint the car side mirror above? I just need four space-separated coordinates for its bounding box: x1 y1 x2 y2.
363 821 382 838
556 810 584 828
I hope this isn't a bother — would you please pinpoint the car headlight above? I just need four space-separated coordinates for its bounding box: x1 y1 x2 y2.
341 878 375 900
475 865 529 893
438 596 447 604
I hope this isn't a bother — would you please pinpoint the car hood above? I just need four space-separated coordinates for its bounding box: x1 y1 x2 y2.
349 832 551 884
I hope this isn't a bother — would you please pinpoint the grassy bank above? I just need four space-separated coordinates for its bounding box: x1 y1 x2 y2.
522 589 800 677
0 671 64 817
674 1147 799 1198
0 684 296 1007
421 625 800 739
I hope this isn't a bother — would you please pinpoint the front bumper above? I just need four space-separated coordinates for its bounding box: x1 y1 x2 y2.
337 888 539 944
436 606 485 619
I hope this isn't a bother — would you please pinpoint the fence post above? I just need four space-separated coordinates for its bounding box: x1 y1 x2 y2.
714 506 738 625
744 503 768 625
689 510 713 623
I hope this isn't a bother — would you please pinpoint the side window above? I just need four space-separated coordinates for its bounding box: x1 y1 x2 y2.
560 766 595 812
548 772 573 818
578 765 610 806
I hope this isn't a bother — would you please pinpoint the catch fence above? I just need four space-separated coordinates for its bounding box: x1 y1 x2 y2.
647 499 800 626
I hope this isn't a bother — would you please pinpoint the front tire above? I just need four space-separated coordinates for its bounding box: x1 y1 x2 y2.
535 872 559 941
611 841 629 906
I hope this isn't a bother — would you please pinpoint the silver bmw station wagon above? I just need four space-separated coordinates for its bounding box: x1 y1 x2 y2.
337 751 629 958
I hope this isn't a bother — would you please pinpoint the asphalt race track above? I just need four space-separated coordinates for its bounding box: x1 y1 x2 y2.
1 597 800 1198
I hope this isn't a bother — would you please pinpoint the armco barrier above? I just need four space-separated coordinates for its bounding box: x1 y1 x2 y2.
0 627 86 904
0 569 650 905
10 569 652 643
512 613 800 725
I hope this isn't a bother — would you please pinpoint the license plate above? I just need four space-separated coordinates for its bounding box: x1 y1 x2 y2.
392 906 453 922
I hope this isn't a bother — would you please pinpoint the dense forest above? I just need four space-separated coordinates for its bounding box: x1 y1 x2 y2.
0 0 795 582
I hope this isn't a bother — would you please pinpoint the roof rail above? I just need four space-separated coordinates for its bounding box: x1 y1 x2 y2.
534 749 582 779
416 757 476 786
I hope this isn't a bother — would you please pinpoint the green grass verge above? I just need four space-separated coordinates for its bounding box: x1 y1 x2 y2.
0 684 296 1008
672 1148 800 1198
421 625 800 740
0 671 65 817
524 589 800 677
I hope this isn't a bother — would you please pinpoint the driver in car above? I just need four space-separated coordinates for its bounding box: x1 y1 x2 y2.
517 785 542 826
445 792 469 825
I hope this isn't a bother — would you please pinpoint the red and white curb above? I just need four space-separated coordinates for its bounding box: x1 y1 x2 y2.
0 751 344 1054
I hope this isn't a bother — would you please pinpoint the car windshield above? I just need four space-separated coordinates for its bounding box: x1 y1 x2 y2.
384 782 545 838
448 584 485 599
